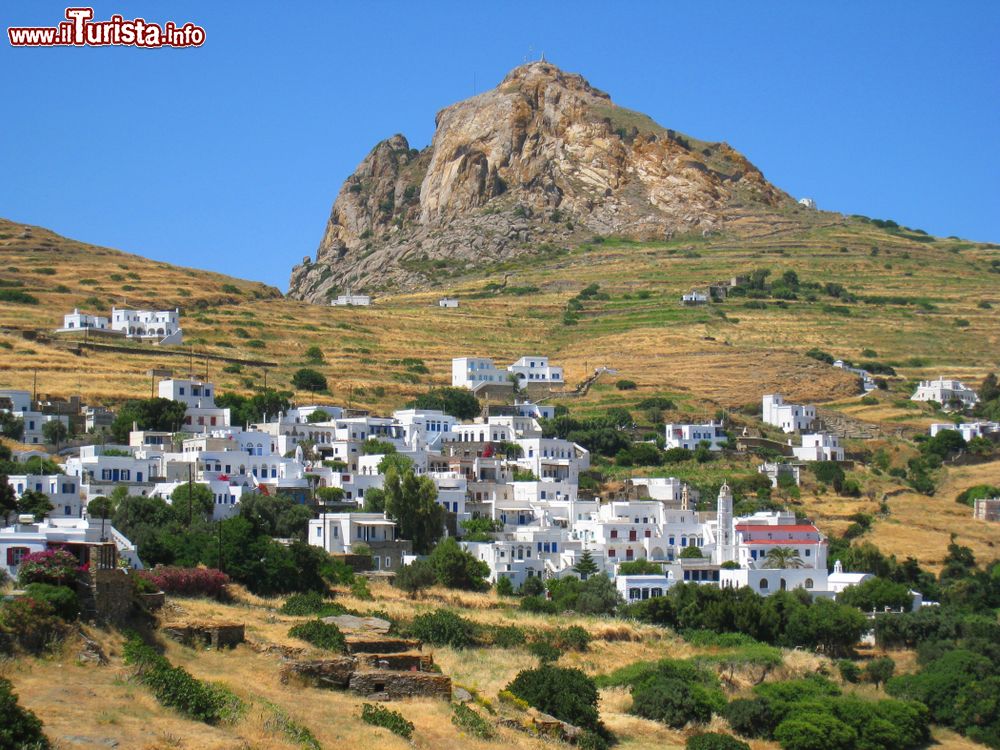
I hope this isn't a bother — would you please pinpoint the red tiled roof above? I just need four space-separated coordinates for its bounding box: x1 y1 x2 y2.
736 524 819 532
745 539 825 545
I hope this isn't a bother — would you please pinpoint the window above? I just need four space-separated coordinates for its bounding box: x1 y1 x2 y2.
385 556 391 569
759 579 769 590
6 547 30 565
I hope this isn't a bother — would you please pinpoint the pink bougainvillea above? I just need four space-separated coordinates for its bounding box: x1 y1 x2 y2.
135 566 230 598
16 548 82 586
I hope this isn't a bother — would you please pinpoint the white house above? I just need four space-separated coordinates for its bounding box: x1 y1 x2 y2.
681 290 709 305
331 294 372 307
59 309 110 331
7 474 82 519
308 512 410 571
929 421 999 442
798 197 817 209
159 378 230 433
0 389 57 445
1 516 141 580
758 462 802 488
762 394 817 433
508 356 564 385
664 422 728 451
111 307 182 345
827 559 874 594
792 433 844 462
452 356 565 390
617 573 676 603
911 378 980 410
438 297 459 308
833 360 877 392
452 357 508 389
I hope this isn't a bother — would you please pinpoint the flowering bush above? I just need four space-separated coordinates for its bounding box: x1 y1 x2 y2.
136 566 230 598
16 549 81 587
0 596 66 652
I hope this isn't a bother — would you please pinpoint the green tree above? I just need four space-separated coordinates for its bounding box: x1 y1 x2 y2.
0 412 25 441
686 733 750 750
837 577 912 611
362 487 385 513
216 389 292 427
17 489 54 521
0 676 50 749
393 559 437 598
865 657 895 688
495 576 514 596
238 493 313 540
763 546 805 569
361 438 397 455
87 495 113 539
110 397 188 442
41 420 68 448
292 368 328 392
680 546 704 559
305 409 330 423
506 666 606 735
303 345 324 364
429 537 490 591
408 387 481 420
574 549 600 579
171 482 215 526
774 712 857 750
0 476 18 522
383 466 444 554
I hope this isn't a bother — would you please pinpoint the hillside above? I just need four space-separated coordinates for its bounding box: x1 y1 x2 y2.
288 61 794 300
2 582 985 750
3 213 1000 569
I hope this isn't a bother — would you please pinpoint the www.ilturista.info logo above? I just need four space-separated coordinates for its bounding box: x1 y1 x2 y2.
8 7 205 48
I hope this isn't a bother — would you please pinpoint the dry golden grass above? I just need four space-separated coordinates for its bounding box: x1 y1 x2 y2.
3 216 998 417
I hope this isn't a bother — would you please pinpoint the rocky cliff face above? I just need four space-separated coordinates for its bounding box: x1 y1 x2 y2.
289 62 791 301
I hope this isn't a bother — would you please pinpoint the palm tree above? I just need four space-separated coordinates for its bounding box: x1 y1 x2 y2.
762 546 805 569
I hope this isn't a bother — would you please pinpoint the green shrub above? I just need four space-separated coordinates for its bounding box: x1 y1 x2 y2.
723 697 776 739
554 625 591 652
631 675 722 727
838 659 861 683
528 640 561 663
350 577 373 601
0 676 50 749
360 703 413 739
774 711 857 750
123 635 238 723
407 609 477 649
485 624 526 648
23 584 79 621
616 379 638 390
0 289 39 304
279 591 348 617
451 702 494 739
494 576 514 596
287 619 347 652
291 368 327 392
0 596 66 652
686 733 751 750
505 665 607 736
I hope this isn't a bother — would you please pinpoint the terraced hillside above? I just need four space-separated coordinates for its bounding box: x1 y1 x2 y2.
2 214 999 568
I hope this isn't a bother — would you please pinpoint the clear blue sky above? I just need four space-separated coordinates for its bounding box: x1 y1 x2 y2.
2 1 998 290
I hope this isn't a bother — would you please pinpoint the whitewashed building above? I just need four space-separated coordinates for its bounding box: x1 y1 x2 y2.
159 378 230 433
681 290 709 304
911 378 980 410
793 433 844 462
1 516 142 579
331 294 372 307
664 421 728 451
762 394 817 433
111 307 182 344
6 474 82 519
438 297 459 308
929 421 999 442
59 309 110 331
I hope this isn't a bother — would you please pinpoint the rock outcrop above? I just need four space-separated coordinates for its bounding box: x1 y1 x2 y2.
289 61 791 301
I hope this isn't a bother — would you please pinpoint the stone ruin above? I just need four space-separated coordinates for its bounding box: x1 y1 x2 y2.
278 618 451 700
162 621 245 649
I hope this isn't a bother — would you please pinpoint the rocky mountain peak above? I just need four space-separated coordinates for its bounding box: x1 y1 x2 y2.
289 61 791 301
